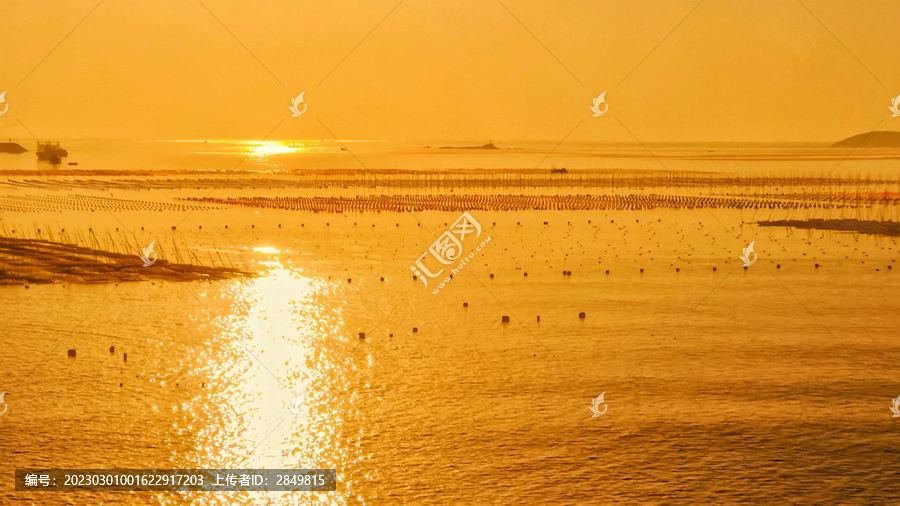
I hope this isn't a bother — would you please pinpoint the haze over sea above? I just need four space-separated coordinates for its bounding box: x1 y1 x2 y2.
3 138 900 175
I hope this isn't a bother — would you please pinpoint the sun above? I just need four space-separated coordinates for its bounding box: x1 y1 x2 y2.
248 142 298 157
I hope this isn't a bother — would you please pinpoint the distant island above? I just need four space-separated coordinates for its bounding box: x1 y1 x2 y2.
0 142 28 154
438 141 500 150
832 131 900 148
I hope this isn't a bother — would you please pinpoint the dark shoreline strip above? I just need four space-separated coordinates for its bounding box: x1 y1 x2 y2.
186 194 836 213
757 219 900 236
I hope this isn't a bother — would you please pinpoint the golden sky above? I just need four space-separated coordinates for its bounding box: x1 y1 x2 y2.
1 0 898 143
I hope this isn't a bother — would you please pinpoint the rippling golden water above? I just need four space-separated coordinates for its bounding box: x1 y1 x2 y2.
2 205 900 504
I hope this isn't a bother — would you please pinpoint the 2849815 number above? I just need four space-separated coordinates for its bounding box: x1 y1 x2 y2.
277 474 325 487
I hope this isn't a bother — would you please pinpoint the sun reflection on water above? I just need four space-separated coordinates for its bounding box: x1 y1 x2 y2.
252 246 282 255
166 259 365 505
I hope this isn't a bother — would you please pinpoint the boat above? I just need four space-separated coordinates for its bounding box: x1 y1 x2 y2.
36 141 67 164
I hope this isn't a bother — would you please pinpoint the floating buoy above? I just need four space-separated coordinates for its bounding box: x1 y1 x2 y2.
109 346 115 354
536 315 540 322
579 312 586 319
123 353 128 362
502 315 510 322
67 349 76 358
358 332 366 339
463 302 468 307
490 274 494 279
412 327 418 333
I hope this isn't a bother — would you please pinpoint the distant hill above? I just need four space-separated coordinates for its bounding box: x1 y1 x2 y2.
832 131 900 148
438 141 499 150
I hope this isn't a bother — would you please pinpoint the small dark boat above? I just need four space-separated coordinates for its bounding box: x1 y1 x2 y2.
36 141 67 164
